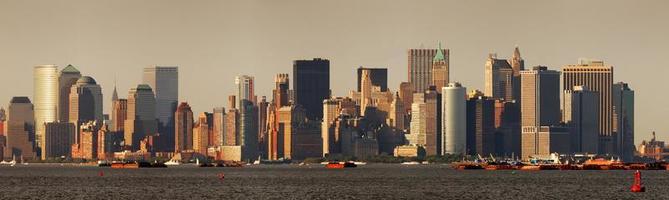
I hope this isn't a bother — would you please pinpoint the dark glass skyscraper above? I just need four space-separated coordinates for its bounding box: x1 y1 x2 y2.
293 58 330 120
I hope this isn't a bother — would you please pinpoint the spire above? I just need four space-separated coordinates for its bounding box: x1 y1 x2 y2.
61 64 80 74
433 42 446 62
112 85 118 102
513 45 521 59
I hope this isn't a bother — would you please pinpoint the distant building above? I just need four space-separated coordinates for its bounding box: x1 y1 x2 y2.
143 66 178 152
239 100 258 161
97 124 114 160
111 91 128 134
356 67 388 92
442 83 466 155
34 65 59 159
408 44 450 93
431 43 449 91
563 60 613 154
293 58 330 120
193 112 211 156
321 97 357 157
212 107 225 147
224 108 238 146
520 66 562 160
613 82 635 162
124 84 157 151
494 100 520 156
563 86 599 154
637 132 664 161
4 97 35 159
58 65 81 123
71 121 99 160
235 75 255 109
44 122 74 159
484 54 513 101
521 126 570 159
175 102 194 152
510 47 524 103
409 89 438 156
466 96 495 156
69 76 103 144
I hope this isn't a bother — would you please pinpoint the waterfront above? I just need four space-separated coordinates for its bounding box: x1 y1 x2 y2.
0 164 668 199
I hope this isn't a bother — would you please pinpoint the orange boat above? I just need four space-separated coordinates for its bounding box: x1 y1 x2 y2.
520 165 540 171
111 162 139 169
326 162 356 169
485 164 515 170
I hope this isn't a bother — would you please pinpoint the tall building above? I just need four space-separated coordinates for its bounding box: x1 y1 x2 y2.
612 82 634 161
408 90 438 156
235 75 255 109
466 96 496 155
484 54 514 101
71 121 98 160
97 124 113 160
143 66 178 152
224 108 238 146
193 112 210 155
239 100 258 160
58 65 81 122
212 107 225 147
408 44 450 93
68 76 103 143
356 67 388 92
360 69 373 116
124 84 157 150
0 107 5 136
44 122 74 159
563 86 599 154
293 58 330 120
257 97 268 158
562 60 613 153
510 47 525 103
432 43 449 91
111 98 128 133
389 92 405 131
442 83 466 155
34 65 59 159
3 97 35 159
174 102 193 152
520 66 562 160
399 82 414 113
494 100 521 156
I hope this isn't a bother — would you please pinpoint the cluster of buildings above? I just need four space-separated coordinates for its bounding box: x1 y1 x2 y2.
0 43 638 162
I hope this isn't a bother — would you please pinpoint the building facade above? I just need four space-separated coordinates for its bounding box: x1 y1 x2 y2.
520 66 561 160
408 45 450 93
34 65 59 159
442 83 466 155
293 58 330 120
143 66 178 152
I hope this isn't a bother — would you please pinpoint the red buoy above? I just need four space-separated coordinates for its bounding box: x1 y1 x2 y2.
99 171 104 177
218 173 225 180
631 170 645 192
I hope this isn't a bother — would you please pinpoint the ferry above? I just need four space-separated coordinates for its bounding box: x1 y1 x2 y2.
326 161 357 169
164 159 181 166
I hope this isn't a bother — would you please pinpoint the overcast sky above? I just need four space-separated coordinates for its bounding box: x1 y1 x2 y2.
1 0 667 143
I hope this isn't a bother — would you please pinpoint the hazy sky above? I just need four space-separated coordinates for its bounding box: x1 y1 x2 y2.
1 0 667 143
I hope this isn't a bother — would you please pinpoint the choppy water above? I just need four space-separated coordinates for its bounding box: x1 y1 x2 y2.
0 164 667 199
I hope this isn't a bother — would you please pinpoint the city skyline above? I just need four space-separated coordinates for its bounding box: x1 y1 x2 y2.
1 0 667 144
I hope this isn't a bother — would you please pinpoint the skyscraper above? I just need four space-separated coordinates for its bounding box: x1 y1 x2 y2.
563 86 599 154
442 83 466 155
360 69 372 116
34 65 59 159
562 60 613 153
124 84 157 150
408 44 450 93
4 97 35 159
175 102 193 152
69 76 103 139
111 97 128 133
239 100 258 160
293 58 330 120
612 82 634 161
484 54 514 101
212 107 225 147
44 122 74 159
235 75 255 109
510 47 525 102
409 90 438 156
143 66 178 152
58 65 81 122
432 43 449 91
520 66 563 160
398 82 414 113
193 112 211 155
356 67 388 92
466 96 496 155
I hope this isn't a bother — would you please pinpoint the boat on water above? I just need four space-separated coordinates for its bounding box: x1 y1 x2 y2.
164 159 181 166
326 161 357 169
110 161 167 169
402 161 421 165
353 161 367 165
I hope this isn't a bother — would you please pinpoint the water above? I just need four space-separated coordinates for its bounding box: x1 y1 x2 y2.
0 164 666 199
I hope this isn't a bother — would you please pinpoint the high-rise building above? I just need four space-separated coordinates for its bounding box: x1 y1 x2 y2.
235 75 255 109
224 108 238 146
143 66 178 152
193 112 211 155
408 90 438 156
563 86 599 154
293 58 330 120
0 107 5 137
442 83 466 155
4 97 35 159
398 82 414 113
69 76 103 143
356 67 388 92
520 66 562 160
97 124 113 160
466 96 496 156
484 54 514 101
494 100 521 156
124 84 157 150
562 60 613 153
510 47 525 103
257 97 269 158
111 98 127 133
34 65 59 159
389 92 405 131
44 122 74 159
212 107 225 147
360 69 373 116
174 102 193 152
432 43 449 91
239 100 258 161
408 44 450 93
612 82 634 161
71 121 98 160
58 65 81 122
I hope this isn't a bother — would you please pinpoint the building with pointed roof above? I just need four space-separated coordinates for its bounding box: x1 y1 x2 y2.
432 42 449 91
